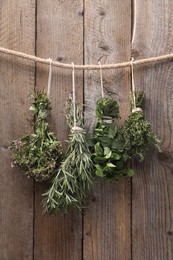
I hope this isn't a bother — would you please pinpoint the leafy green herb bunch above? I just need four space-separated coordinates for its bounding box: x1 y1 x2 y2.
121 92 161 161
91 97 134 180
10 91 62 181
42 96 94 213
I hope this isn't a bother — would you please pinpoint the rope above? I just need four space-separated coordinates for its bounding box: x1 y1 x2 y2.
131 58 143 113
0 46 173 70
131 57 136 109
71 62 76 128
102 116 114 124
47 58 52 98
132 107 143 113
98 61 104 98
71 62 85 133
131 0 137 45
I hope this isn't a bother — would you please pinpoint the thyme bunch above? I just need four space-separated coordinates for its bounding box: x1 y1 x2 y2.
42 97 94 213
91 98 134 180
122 92 161 161
10 91 62 181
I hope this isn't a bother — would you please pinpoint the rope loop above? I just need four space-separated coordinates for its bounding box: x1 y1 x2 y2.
98 61 104 98
101 116 114 124
132 107 143 113
131 57 137 110
71 62 76 128
72 126 85 133
47 58 52 98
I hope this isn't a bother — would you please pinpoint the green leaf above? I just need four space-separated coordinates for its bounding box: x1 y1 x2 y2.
94 156 108 163
108 125 117 139
105 151 112 159
112 153 120 160
107 163 116 168
111 139 124 150
104 147 111 156
127 168 135 177
95 142 103 155
20 135 30 141
95 164 104 177
96 98 119 119
99 137 112 147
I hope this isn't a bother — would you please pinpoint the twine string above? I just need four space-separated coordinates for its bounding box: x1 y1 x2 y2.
0 46 172 70
102 116 114 124
71 63 85 133
131 0 137 45
47 58 52 98
131 57 136 110
98 61 104 98
71 62 76 128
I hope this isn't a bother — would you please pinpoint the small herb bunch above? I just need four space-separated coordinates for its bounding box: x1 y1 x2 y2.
10 91 62 181
122 92 161 161
42 96 94 213
91 97 134 180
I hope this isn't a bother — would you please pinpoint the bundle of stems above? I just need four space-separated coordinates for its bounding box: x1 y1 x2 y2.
122 92 161 161
42 97 94 213
91 97 134 180
10 91 62 181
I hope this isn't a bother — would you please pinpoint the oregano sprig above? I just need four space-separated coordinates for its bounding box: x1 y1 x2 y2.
10 91 62 181
122 92 161 161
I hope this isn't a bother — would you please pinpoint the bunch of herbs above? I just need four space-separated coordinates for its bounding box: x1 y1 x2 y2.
121 92 161 161
91 98 134 180
42 97 94 213
10 91 62 181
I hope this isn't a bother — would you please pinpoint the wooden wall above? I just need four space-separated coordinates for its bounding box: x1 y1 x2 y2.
0 0 172 259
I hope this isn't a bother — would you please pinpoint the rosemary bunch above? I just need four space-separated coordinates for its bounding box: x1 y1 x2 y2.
92 98 134 180
42 97 94 213
10 91 62 181
122 92 161 161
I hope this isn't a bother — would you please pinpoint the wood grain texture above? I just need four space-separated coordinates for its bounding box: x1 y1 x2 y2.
0 0 35 259
83 1 132 259
34 1 84 259
132 0 173 259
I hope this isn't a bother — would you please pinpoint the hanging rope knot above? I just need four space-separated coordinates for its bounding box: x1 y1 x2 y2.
101 116 114 124
132 107 143 113
72 126 85 133
47 58 52 63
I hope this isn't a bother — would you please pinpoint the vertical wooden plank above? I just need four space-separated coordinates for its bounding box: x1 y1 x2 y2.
132 0 173 259
0 0 35 259
84 1 132 259
34 1 84 259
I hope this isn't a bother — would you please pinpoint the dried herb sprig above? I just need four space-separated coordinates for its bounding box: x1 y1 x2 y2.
91 97 134 180
10 91 62 181
122 92 161 161
42 97 94 213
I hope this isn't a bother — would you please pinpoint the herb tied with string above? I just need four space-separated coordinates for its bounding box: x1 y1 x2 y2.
10 91 62 181
91 97 134 180
42 96 94 213
122 92 161 161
